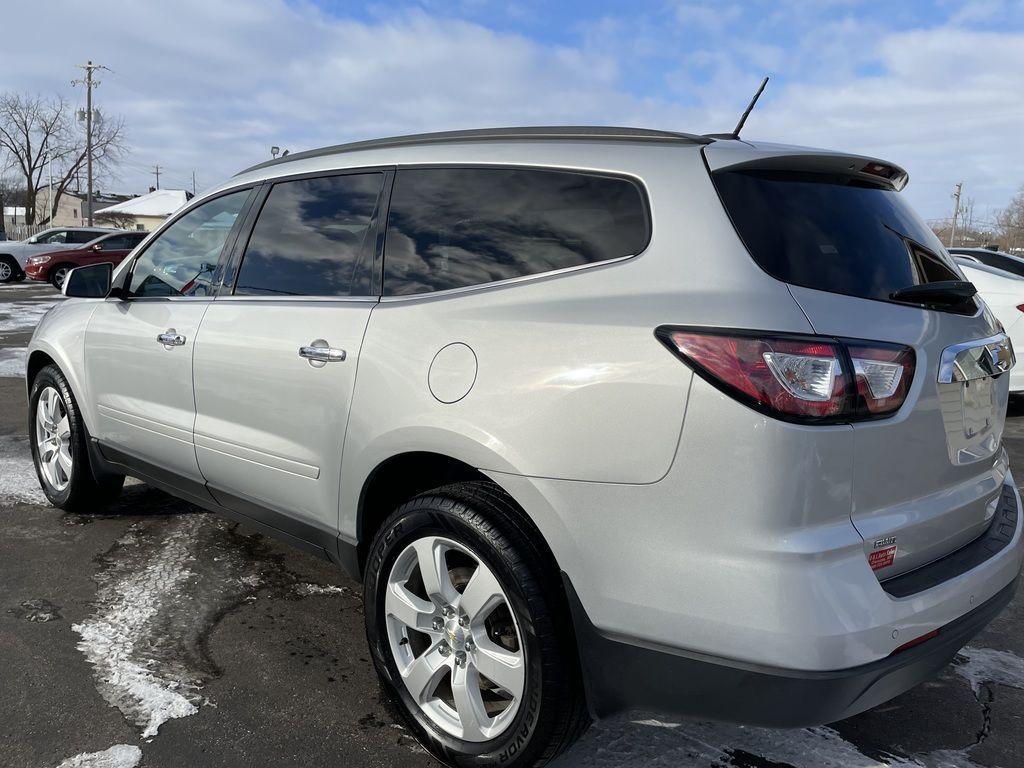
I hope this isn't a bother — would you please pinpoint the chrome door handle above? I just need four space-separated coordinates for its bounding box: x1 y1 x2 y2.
157 329 186 347
299 339 346 367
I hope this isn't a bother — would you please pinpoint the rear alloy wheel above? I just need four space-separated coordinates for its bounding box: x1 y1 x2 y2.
385 535 526 742
50 264 74 289
365 482 589 767
29 364 124 510
0 256 17 283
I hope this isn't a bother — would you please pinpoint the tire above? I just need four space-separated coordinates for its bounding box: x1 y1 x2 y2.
0 255 19 283
50 263 74 290
29 364 124 511
364 481 589 767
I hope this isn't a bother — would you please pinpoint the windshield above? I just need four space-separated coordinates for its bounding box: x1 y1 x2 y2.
713 170 964 304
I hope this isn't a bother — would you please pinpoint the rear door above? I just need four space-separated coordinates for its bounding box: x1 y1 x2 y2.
192 169 388 540
706 144 1012 581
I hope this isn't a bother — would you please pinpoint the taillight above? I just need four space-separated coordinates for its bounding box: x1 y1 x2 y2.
656 327 915 424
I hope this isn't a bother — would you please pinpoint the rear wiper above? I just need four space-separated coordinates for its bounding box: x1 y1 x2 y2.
890 280 977 306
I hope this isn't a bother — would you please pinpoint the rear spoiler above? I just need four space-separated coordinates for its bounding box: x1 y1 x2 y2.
703 140 909 191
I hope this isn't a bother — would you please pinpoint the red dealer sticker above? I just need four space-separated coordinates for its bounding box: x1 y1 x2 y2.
869 545 897 571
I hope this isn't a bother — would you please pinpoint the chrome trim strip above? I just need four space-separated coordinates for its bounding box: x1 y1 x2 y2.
212 295 378 304
937 333 1015 384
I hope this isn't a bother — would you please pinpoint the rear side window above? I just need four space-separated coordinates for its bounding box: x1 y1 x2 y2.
235 173 384 297
713 170 961 303
67 230 102 244
383 167 649 296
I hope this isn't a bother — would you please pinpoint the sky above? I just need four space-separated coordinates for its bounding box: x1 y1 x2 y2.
1 0 1022 223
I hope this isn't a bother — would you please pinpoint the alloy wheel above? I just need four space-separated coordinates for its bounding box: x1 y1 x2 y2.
53 267 69 288
0 261 12 281
385 535 526 742
35 386 73 491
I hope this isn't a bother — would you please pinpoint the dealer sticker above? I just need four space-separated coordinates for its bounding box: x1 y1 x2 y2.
869 545 897 571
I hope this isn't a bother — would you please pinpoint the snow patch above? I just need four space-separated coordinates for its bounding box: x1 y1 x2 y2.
0 346 27 377
294 582 357 597
73 517 205 739
55 744 142 768
0 435 47 504
0 300 59 334
954 645 1024 696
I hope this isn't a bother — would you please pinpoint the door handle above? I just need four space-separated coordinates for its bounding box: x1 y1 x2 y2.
157 329 186 347
299 339 346 368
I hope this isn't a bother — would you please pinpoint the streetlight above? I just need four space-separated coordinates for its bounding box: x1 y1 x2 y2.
270 146 280 159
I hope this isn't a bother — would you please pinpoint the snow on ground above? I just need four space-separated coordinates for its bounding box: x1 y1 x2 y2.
0 435 47 504
0 299 59 334
54 744 142 768
73 516 206 739
0 346 27 377
953 645 1024 696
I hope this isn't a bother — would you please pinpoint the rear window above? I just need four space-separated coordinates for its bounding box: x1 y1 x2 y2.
383 167 649 296
713 170 962 303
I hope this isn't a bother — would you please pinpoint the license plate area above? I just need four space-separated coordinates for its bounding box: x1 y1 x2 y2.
938 333 1013 465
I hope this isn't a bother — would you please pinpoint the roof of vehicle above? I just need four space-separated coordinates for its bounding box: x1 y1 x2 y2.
94 189 190 217
955 256 1024 282
237 126 713 176
949 246 1019 258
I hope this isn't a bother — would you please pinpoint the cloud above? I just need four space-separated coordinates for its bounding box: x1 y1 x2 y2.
0 0 1019 221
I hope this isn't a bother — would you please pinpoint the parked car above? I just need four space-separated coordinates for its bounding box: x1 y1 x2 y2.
949 246 1024 279
28 127 1023 767
25 230 150 288
953 257 1024 393
0 226 118 283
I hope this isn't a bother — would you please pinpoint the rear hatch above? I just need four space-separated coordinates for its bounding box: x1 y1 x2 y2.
705 141 1013 582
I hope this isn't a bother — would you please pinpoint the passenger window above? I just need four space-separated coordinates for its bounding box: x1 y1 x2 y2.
234 173 384 297
39 231 67 244
383 167 649 296
68 230 100 244
129 190 250 298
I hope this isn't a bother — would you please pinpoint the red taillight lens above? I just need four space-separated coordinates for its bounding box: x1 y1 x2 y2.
656 327 915 424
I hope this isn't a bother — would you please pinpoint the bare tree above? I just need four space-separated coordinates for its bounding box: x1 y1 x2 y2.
996 186 1024 254
0 93 125 225
94 210 137 229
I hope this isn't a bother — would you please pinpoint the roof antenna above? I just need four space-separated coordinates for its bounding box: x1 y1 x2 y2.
707 76 769 140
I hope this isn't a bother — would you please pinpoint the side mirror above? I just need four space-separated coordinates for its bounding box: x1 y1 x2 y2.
63 262 113 298
27 236 38 244
91 243 103 252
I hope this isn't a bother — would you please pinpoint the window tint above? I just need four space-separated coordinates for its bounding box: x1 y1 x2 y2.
129 190 249 298
979 252 1024 278
99 234 134 250
383 168 649 296
235 173 383 297
38 230 67 244
67 230 102 244
713 170 962 304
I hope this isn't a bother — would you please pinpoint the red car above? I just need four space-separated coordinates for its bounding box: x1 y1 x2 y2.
25 230 149 288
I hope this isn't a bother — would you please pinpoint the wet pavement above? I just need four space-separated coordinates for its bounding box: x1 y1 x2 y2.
1 281 1022 768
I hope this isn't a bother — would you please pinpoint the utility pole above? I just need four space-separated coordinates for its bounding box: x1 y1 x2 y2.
152 165 162 190
948 182 963 248
73 60 109 226
192 170 196 196
46 152 53 225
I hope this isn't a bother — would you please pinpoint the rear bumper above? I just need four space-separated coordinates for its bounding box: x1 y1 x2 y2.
566 575 1017 727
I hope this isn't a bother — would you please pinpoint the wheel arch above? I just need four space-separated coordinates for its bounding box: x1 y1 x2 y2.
354 450 564 583
26 343 96 435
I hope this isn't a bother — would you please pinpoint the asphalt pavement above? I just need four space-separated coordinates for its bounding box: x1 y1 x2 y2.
1 280 1022 768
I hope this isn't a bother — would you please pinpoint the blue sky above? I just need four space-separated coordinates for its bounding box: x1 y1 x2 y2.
2 0 1023 222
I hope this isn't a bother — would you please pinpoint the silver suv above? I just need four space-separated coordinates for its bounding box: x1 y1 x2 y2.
27 127 1024 767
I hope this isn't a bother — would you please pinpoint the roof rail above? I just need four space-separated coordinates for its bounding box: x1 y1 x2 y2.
236 126 713 176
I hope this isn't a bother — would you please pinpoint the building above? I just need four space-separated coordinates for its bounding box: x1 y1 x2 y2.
33 189 135 227
94 189 191 231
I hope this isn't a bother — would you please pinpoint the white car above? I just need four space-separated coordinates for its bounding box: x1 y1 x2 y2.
0 226 117 282
955 257 1024 393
